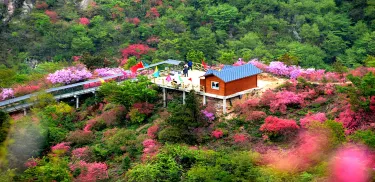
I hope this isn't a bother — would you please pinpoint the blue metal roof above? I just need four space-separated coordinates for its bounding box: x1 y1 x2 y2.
204 63 262 83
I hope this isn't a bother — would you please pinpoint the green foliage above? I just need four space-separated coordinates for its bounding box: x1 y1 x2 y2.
21 155 72 182
99 76 157 110
0 111 10 144
128 108 146 124
338 72 375 111
350 130 375 148
218 51 236 64
364 55 375 67
127 145 261 182
29 92 57 109
162 92 204 144
104 128 138 155
186 50 204 63
207 4 239 30
0 68 16 87
80 53 105 69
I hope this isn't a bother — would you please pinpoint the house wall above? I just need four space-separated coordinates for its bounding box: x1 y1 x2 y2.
200 78 206 92
224 75 258 96
204 75 226 96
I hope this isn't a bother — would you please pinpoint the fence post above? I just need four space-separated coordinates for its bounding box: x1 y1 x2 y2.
163 88 166 107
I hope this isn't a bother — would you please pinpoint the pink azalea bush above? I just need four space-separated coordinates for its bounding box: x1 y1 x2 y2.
79 17 90 25
249 60 344 82
142 139 159 161
13 84 41 96
263 130 331 172
147 125 159 139
47 65 92 84
70 161 109 181
72 147 90 160
201 110 215 121
260 116 299 135
51 142 71 153
269 90 305 114
212 129 224 139
0 88 14 100
93 67 126 77
24 158 39 168
233 133 248 143
330 145 372 182
300 112 327 128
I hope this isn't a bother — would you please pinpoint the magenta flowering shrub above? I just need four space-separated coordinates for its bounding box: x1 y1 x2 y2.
300 112 327 128
51 142 71 153
93 68 126 77
147 125 159 139
201 110 215 121
79 17 90 25
70 161 109 181
142 139 159 161
233 133 248 143
0 88 14 100
269 91 305 113
260 116 299 135
71 147 90 161
249 60 344 82
47 65 92 84
212 129 223 139
24 158 39 168
330 145 372 182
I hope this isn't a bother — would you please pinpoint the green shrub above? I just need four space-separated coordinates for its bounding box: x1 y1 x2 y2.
158 127 184 143
104 129 138 155
0 111 11 144
66 130 95 146
350 130 375 148
47 127 68 144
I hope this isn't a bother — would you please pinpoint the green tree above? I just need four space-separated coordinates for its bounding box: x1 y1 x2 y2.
322 32 348 60
365 55 375 67
300 23 320 44
338 72 375 111
186 50 204 63
99 76 157 110
218 51 236 64
207 4 239 30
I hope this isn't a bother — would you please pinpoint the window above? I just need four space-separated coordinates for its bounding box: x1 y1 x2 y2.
211 81 219 90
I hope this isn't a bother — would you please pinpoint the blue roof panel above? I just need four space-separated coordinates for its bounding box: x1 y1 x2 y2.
204 64 262 83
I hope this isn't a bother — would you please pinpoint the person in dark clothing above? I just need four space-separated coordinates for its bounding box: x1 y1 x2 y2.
188 61 193 71
183 66 188 77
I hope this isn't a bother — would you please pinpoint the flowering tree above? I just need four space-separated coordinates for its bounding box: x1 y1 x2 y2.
269 91 305 114
45 10 58 23
145 7 160 18
126 17 141 25
260 116 299 136
121 44 152 59
47 65 92 84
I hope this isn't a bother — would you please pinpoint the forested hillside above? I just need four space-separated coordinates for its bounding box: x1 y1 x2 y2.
1 0 375 70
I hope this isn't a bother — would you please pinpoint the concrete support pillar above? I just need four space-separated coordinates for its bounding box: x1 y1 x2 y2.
23 108 27 116
223 98 227 114
75 95 79 109
203 95 206 105
163 88 166 107
183 91 186 105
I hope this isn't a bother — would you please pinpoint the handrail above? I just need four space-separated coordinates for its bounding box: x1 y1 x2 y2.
0 73 125 107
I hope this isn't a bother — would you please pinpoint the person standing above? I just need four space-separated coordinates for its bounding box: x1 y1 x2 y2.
188 60 193 71
183 65 188 77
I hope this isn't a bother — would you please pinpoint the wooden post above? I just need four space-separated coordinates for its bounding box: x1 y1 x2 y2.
203 95 206 105
183 91 186 105
163 88 166 107
23 108 27 116
223 98 227 114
